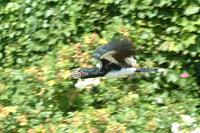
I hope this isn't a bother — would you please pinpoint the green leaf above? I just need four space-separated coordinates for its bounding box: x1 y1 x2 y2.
183 34 197 47
167 72 179 82
184 6 200 15
5 2 21 12
45 9 54 18
24 7 32 14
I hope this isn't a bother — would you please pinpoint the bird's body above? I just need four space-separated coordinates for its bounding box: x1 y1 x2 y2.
70 39 165 79
105 68 137 78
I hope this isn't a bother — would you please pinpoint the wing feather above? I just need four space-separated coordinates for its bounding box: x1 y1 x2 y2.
93 39 135 68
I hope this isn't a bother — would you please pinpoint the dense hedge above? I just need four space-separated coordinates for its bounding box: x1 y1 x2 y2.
0 0 200 132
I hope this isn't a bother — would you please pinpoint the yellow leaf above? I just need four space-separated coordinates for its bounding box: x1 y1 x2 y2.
48 80 56 86
16 115 28 126
99 38 108 44
60 70 71 79
34 125 46 133
41 66 49 72
0 83 6 92
84 36 92 44
0 106 17 118
5 106 17 113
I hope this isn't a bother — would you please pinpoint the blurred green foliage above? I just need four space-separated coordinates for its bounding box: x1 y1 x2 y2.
0 0 200 132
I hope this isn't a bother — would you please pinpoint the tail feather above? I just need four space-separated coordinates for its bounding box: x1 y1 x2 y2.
135 68 166 73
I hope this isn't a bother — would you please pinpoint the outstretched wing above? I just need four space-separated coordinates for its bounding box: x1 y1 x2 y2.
93 39 136 71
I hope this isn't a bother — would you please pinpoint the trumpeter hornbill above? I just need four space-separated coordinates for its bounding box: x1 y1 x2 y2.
70 39 165 79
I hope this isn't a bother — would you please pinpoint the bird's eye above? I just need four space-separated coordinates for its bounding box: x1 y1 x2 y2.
80 71 87 76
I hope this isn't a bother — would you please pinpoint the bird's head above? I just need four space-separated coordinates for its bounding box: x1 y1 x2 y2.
69 68 89 79
70 68 105 79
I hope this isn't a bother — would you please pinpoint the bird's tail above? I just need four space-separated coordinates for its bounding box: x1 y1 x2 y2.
135 68 166 73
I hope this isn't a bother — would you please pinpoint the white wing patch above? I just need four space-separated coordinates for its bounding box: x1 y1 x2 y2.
75 78 100 89
105 68 136 78
100 51 119 64
125 56 137 66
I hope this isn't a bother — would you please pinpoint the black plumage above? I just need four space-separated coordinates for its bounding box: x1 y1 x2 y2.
93 39 135 68
70 39 165 79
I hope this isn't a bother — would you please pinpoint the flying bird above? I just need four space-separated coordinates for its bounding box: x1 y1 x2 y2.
70 39 165 79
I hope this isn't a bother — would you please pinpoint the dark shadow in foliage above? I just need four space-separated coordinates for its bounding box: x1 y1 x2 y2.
194 62 200 110
194 61 200 87
48 82 87 115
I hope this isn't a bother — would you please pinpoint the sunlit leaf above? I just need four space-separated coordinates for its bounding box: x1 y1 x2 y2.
184 6 200 15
